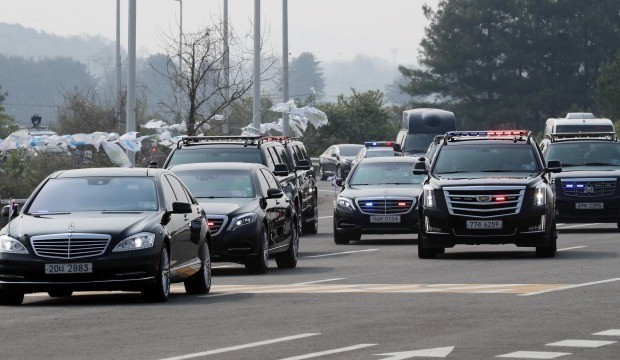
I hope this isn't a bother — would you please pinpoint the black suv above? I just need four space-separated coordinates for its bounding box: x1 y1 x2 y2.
540 132 620 229
162 136 318 234
414 130 561 259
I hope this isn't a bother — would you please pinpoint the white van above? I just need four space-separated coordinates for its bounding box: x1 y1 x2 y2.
544 117 615 137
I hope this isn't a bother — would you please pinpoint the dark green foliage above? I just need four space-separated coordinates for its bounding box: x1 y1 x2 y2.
289 52 326 102
400 0 620 132
0 86 19 138
597 54 620 123
302 90 399 156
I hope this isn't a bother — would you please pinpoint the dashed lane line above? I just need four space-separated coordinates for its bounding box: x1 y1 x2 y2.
519 277 620 297
496 351 571 359
278 343 376 360
158 333 321 360
556 223 601 229
557 246 587 252
291 278 347 285
305 249 379 258
546 339 617 348
593 329 620 336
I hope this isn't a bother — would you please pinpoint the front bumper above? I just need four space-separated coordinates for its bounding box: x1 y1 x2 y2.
0 247 160 293
419 205 553 248
334 208 419 235
210 221 262 263
555 196 620 223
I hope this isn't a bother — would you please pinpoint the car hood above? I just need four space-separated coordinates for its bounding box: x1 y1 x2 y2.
197 198 257 215
3 212 160 238
432 173 542 187
342 185 422 199
551 167 620 179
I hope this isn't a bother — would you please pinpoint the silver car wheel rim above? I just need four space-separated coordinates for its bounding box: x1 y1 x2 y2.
162 249 170 296
292 225 299 261
203 246 211 288
262 231 269 266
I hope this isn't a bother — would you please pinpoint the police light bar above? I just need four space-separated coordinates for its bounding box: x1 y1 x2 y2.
261 136 288 142
365 141 395 147
446 130 529 137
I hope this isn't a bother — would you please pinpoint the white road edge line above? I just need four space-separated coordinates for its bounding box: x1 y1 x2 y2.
158 333 321 360
557 223 600 229
557 246 587 252
519 278 620 297
292 278 347 286
305 249 379 258
278 343 377 360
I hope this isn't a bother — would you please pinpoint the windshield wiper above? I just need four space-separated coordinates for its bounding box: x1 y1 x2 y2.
481 169 509 173
29 211 72 216
436 171 468 174
583 162 613 166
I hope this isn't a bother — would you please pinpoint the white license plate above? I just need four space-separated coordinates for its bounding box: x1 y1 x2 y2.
466 220 503 229
370 215 401 223
45 263 92 274
575 203 604 209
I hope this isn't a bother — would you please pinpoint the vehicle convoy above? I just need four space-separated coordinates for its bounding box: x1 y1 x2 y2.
394 108 456 158
0 168 212 305
169 162 299 274
540 132 620 229
318 143 364 180
350 141 401 168
414 130 561 259
333 157 425 244
162 136 318 235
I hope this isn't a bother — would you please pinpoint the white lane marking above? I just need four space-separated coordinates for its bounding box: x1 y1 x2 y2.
496 351 571 359
318 215 333 219
318 190 337 193
556 223 600 229
557 246 587 252
519 277 620 297
593 329 620 336
159 333 321 360
305 249 379 258
279 344 376 360
546 339 617 348
212 265 234 269
376 346 455 358
292 278 347 285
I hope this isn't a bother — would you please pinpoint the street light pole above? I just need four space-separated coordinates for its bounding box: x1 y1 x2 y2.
174 0 183 70
115 0 122 131
222 0 230 134
282 0 289 137
252 0 261 132
127 0 137 166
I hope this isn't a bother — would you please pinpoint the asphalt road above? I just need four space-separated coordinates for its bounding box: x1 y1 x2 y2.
1 180 618 360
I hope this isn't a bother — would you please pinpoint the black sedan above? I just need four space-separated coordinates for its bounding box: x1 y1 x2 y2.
169 162 299 274
318 144 364 180
333 157 424 244
0 168 211 305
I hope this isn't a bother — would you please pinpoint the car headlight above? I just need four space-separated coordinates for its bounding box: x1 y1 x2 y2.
0 234 29 254
336 196 355 211
113 232 156 252
534 184 547 207
423 185 435 208
228 212 257 231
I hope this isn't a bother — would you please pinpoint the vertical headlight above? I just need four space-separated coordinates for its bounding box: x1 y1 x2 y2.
534 184 547 207
0 234 29 254
228 213 258 231
423 185 435 208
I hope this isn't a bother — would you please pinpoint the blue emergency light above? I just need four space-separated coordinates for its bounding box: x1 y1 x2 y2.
364 141 394 148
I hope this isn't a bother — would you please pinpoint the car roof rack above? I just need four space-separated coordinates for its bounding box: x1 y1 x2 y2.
176 136 261 149
546 132 617 142
444 130 532 144
260 136 301 144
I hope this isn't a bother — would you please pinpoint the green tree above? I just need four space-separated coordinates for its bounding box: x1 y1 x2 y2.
289 52 326 102
0 86 19 138
399 0 620 132
597 53 620 122
303 90 398 156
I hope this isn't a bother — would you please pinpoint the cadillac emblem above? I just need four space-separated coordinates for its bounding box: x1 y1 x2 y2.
476 195 493 202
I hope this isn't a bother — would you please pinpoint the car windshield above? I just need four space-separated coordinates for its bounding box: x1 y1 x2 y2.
365 149 396 157
174 169 256 198
27 177 158 213
167 148 262 166
403 133 438 153
349 162 425 185
545 142 620 167
433 144 541 174
339 145 364 156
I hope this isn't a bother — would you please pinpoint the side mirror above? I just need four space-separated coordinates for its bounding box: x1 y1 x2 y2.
148 161 158 168
393 143 401 152
545 160 562 173
172 201 193 214
295 159 311 171
267 188 284 199
335 178 344 186
412 161 428 175
331 153 338 158
273 163 290 176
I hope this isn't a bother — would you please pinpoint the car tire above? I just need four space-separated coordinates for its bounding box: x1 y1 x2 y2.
302 196 319 234
0 290 24 305
319 165 327 180
276 219 299 269
245 226 269 274
536 231 557 258
184 243 212 295
417 232 438 259
142 246 171 302
48 290 73 298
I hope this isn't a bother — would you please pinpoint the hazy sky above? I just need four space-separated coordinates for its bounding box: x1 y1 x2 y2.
3 0 437 64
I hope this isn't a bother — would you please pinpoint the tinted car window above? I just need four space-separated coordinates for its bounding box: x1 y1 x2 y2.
433 144 540 173
555 124 614 133
365 149 396 157
166 148 263 166
165 174 192 203
256 169 271 196
174 169 257 198
545 142 620 166
403 133 437 153
339 145 364 156
260 169 280 189
350 162 425 185
27 177 158 213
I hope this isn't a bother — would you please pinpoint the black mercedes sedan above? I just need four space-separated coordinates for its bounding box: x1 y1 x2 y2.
333 157 424 244
0 168 211 305
169 162 299 274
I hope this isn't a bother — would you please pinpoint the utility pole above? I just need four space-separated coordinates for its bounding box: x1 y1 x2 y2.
175 0 183 70
115 0 122 132
222 0 230 134
282 0 289 137
252 0 261 133
127 0 137 166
